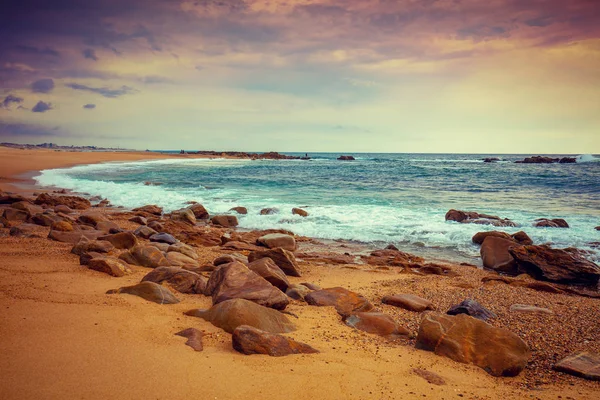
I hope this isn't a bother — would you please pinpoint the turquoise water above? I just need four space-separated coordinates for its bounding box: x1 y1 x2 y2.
35 153 600 262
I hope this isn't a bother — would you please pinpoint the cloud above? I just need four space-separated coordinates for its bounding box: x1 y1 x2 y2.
14 45 60 57
83 104 96 109
141 75 172 84
31 78 55 93
65 83 137 98
82 48 98 61
32 101 52 113
1 94 24 109
0 122 62 137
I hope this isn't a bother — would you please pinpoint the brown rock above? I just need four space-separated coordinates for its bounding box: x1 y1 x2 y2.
205 261 289 310
77 213 108 227
71 238 115 256
171 208 197 225
147 220 164 231
11 201 43 215
480 236 520 274
247 257 290 291
445 209 516 227
554 351 600 381
99 231 137 249
134 225 157 239
142 267 206 294
187 203 209 219
79 251 104 266
166 251 199 268
260 208 279 215
9 224 39 238
88 256 132 277
292 208 308 217
48 229 104 244
168 242 198 260
305 287 374 316
129 215 147 225
344 312 409 337
0 192 28 204
175 328 204 351
149 232 178 245
416 313 530 377
35 193 91 210
214 254 247 266
30 212 63 227
211 215 238 227
54 205 73 214
2 208 29 222
185 298 296 333
51 221 74 232
95 220 120 233
534 218 569 228
447 299 497 321
221 241 263 252
123 245 170 268
248 248 301 277
382 294 434 312
232 325 318 356
472 231 512 245
285 284 311 301
511 231 533 245
257 233 296 251
412 369 446 385
107 281 180 304
229 206 247 215
132 204 163 215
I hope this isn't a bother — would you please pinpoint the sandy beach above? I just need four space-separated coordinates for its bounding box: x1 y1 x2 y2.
1 147 599 400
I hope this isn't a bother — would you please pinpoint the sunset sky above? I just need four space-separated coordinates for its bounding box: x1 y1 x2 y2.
1 0 599 153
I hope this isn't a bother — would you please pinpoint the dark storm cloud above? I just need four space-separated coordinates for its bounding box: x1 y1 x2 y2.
1 95 24 109
32 101 53 113
31 78 55 93
82 48 98 61
83 104 96 109
0 122 63 137
65 83 137 98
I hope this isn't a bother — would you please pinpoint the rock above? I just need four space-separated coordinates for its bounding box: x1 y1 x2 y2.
515 156 558 164
166 251 199 268
509 304 554 315
416 313 530 377
337 155 355 160
221 241 263 252
595 226 600 231
71 238 115 256
292 208 308 217
132 204 163 215
385 244 399 251
248 248 301 277
232 325 319 356
554 351 600 381
382 294 435 312
511 231 533 245
285 284 311 301
187 203 209 219
134 225 157 239
95 221 120 233
214 254 247 266
480 236 520 274
483 157 499 163
9 224 39 238
247 257 290 291
148 242 170 252
509 245 600 286
171 208 197 225
447 299 497 321
205 261 290 310
129 216 147 225
534 218 569 228
88 256 132 277
99 231 137 249
147 220 164 231
185 298 296 333
260 208 279 215
35 193 91 210
142 267 206 294
301 282 321 290
175 328 204 351
445 209 516 227
11 201 43 215
54 205 73 214
472 231 512 245
30 212 63 227
79 251 104 266
305 287 374 316
2 208 29 222
149 232 178 245
168 242 198 260
257 233 296 251
229 206 247 215
107 281 179 304
559 157 577 163
51 221 74 232
211 215 238 227
48 229 104 244
343 312 409 337
0 192 28 204
77 213 108 227
412 368 446 385
122 245 170 268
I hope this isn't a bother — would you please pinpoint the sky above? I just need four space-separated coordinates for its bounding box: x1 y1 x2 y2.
0 0 599 153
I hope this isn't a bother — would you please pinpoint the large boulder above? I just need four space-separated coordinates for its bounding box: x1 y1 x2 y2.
185 298 296 333
99 231 138 249
416 313 530 377
35 193 91 210
106 281 180 304
382 294 435 312
166 251 199 268
509 245 600 286
232 325 319 356
229 206 248 215
554 351 600 381
534 218 569 228
149 232 178 245
88 256 132 277
447 299 497 321
132 204 163 215
343 312 409 337
257 233 296 251
134 225 157 239
292 208 308 217
48 229 104 244
211 215 238 227
305 287 374 316
445 209 516 227
472 231 512 245
121 245 170 268
187 203 209 219
205 261 289 310
2 208 29 222
480 236 520 274
248 248 301 277
141 267 206 294
171 208 197 225
247 258 290 292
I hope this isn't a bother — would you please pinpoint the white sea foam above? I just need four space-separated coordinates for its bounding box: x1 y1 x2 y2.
576 154 600 163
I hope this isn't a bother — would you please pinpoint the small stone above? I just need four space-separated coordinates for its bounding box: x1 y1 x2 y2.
447 299 497 321
232 325 319 356
509 304 554 315
382 294 435 312
412 368 446 385
149 232 178 245
175 328 204 351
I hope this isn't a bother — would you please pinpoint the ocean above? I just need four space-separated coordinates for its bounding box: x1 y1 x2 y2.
34 153 600 263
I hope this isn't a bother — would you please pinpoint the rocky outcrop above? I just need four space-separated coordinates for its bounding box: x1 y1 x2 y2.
516 156 577 164
361 248 424 267
35 193 91 210
483 158 499 163
175 328 204 351
554 351 600 381
509 245 600 286
211 215 238 227
305 287 374 316
534 218 569 228
142 267 206 294
337 155 355 161
480 236 520 274
232 325 319 356
247 258 290 291
416 313 530 377
205 261 289 310
292 208 308 217
248 248 301 277
445 209 516 227
382 294 435 312
107 281 180 304
185 298 296 333
343 312 409 337
187 203 209 219
257 233 296 251
447 299 497 321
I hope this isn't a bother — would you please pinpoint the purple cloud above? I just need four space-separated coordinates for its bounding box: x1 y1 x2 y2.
32 101 52 113
83 104 96 109
65 83 137 98
82 48 98 61
1 94 24 109
31 78 55 93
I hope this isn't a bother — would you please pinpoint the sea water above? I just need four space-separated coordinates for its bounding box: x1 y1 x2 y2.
35 153 600 263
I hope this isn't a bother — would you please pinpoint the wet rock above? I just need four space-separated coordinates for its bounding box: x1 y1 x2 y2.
361 249 424 267
175 328 204 351
122 245 170 268
71 238 115 256
260 208 279 215
257 233 296 251
412 369 446 385
292 208 308 217
166 251 199 268
480 236 520 274
534 218 569 228
445 209 516 227
305 287 374 316
88 256 132 277
205 261 289 310
142 267 206 294
107 281 179 304
185 298 296 333
149 232 178 245
211 215 238 227
382 294 435 312
416 313 530 377
232 325 319 356
447 299 497 321
248 248 301 277
511 231 533 245
187 203 209 219
229 206 247 215
134 225 157 239
509 245 600 286
483 157 499 163
129 216 147 225
472 231 512 245
343 312 409 337
171 208 197 225
132 204 163 215
285 284 312 301
214 254 247 266
247 257 290 291
35 193 91 210
337 155 355 161
509 304 554 315
99 231 137 249
554 351 600 381
516 156 558 164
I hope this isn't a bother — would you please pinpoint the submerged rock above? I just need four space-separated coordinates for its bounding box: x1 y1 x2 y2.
292 208 308 217
107 281 180 304
232 325 319 356
229 206 248 215
445 209 516 227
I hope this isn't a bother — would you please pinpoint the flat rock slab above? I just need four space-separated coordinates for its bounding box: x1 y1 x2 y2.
88 257 132 277
344 312 409 337
185 298 296 334
416 313 530 377
142 267 206 294
107 281 179 304
382 294 434 312
509 304 554 315
447 299 497 321
554 351 600 381
305 287 374 316
175 328 204 352
232 325 318 357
